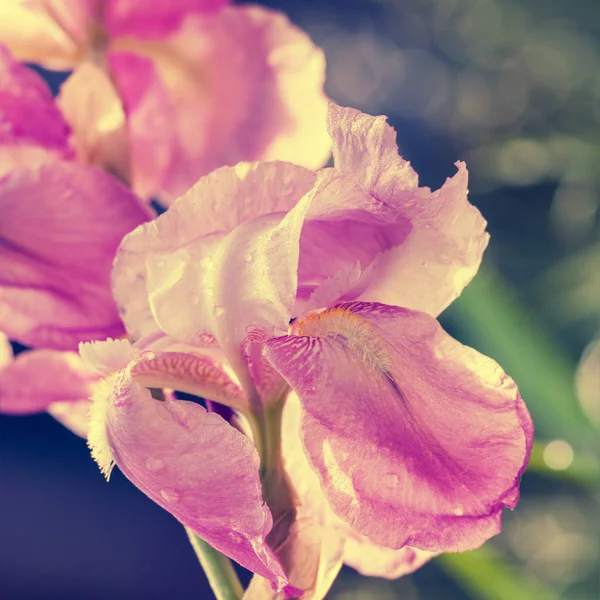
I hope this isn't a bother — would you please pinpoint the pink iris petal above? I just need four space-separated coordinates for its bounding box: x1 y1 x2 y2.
104 0 229 39
92 370 288 591
57 61 130 184
107 50 175 200
113 161 315 344
81 338 247 410
244 517 344 600
109 5 328 201
0 44 70 151
0 45 72 177
265 301 533 552
0 162 151 349
295 169 409 311
0 348 98 416
281 392 434 581
130 351 247 409
343 537 437 579
327 104 489 317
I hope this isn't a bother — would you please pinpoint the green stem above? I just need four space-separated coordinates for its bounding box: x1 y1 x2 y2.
185 528 244 600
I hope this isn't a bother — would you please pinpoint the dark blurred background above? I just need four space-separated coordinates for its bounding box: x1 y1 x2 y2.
1 0 598 598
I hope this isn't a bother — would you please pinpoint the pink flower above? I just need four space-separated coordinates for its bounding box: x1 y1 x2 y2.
0 332 99 436
0 1 330 202
89 104 532 594
0 45 151 350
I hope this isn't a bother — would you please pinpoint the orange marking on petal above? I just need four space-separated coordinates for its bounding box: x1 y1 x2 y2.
292 307 391 372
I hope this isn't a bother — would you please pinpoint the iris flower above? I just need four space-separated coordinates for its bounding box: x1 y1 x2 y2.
0 0 330 202
0 45 150 349
84 105 533 597
0 46 149 431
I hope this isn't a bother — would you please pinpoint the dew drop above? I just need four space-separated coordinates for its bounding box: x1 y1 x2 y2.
244 253 253 263
215 306 225 317
228 531 243 543
146 458 164 472
160 489 180 503
453 507 464 516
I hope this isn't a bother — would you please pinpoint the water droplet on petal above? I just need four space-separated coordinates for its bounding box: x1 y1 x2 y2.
215 306 225 317
160 489 180 503
228 531 243 543
244 253 253 263
453 507 464 516
146 458 164 472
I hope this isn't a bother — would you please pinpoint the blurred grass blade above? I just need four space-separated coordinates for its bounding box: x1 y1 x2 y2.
443 263 594 446
437 546 560 600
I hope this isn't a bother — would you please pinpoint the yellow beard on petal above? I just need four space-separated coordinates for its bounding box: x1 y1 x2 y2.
293 307 391 373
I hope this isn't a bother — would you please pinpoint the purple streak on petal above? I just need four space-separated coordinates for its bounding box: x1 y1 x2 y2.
0 162 152 349
264 301 533 552
102 378 288 590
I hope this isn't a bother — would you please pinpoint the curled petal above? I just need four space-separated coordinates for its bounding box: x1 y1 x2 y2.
327 103 418 198
113 161 315 344
109 5 328 201
130 351 247 408
265 302 533 552
327 104 489 316
296 169 408 312
0 348 98 415
361 163 489 316
0 162 151 349
89 371 288 590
